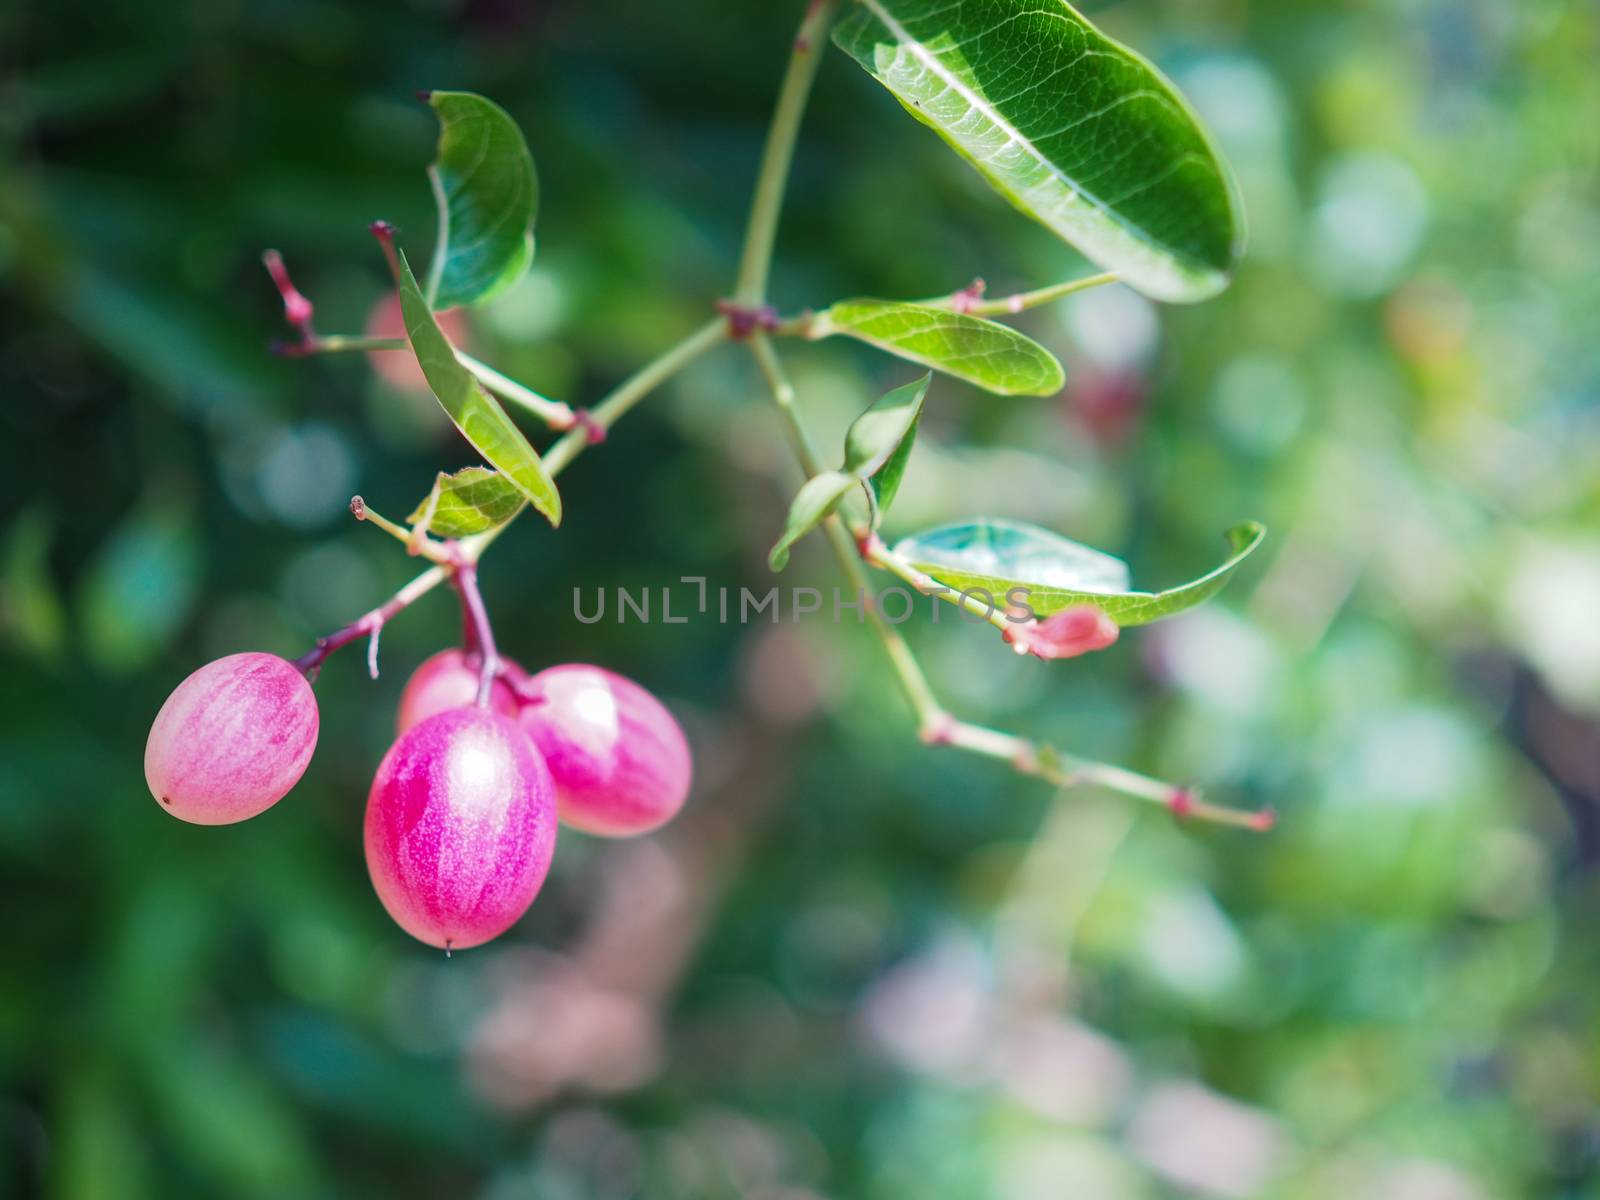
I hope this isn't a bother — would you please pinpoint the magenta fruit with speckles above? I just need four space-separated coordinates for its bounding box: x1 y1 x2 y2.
519 664 692 837
144 652 320 825
395 648 521 735
365 706 557 950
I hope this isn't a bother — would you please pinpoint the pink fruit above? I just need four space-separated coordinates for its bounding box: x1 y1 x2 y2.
518 664 691 838
364 706 557 950
395 648 520 736
144 652 319 825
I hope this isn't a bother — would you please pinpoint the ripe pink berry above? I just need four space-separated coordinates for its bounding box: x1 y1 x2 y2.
518 664 691 838
144 652 319 825
365 706 557 950
395 648 520 736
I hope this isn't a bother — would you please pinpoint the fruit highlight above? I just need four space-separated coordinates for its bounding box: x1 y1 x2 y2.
520 664 692 838
364 706 558 950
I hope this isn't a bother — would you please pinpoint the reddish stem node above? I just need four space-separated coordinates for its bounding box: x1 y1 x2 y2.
715 300 780 340
919 712 956 747
1168 788 1196 820
950 277 987 314
572 408 608 445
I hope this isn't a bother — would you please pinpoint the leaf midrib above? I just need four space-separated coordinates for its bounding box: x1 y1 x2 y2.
857 0 1197 267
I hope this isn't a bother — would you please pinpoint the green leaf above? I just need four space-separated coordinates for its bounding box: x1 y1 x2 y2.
424 91 539 310
406 466 524 538
769 471 857 571
811 300 1064 395
391 245 561 526
871 403 921 521
833 0 1243 303
893 520 1265 625
844 372 930 476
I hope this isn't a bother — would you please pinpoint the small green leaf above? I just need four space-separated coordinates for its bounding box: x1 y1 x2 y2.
390 244 561 527
870 403 921 521
424 91 539 310
811 300 1063 396
844 372 930 476
834 0 1243 303
406 467 524 538
894 520 1265 625
769 471 857 571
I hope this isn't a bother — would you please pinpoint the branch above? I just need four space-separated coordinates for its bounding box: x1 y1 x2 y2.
768 270 1123 337
748 338 1271 832
922 270 1120 316
292 563 450 681
263 256 575 429
293 317 727 672
731 0 841 306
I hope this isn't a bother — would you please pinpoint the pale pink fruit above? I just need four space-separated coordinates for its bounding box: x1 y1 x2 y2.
364 706 557 950
144 652 319 825
395 648 520 736
518 664 691 838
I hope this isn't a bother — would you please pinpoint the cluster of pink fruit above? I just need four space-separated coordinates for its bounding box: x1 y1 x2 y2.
144 648 691 952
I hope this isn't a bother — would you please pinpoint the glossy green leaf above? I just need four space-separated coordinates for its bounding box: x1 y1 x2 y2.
845 372 930 476
391 246 561 526
424 91 539 310
406 466 524 538
811 300 1064 395
769 471 857 571
833 0 1243 303
894 520 1265 625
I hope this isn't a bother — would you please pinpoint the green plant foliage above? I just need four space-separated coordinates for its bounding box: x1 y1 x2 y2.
894 519 1265 624
406 467 524 538
390 246 561 526
768 471 857 570
810 300 1064 394
834 0 1243 302
424 91 539 310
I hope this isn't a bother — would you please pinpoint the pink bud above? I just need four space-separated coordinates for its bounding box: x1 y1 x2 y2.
1002 605 1120 661
395 648 521 736
519 665 692 838
364 707 557 950
145 653 319 824
261 250 314 332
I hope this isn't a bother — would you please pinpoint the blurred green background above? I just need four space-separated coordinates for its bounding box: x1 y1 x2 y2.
4 0 1599 1196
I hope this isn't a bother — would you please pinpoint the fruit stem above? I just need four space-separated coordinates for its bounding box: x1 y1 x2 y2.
292 564 449 681
451 560 501 707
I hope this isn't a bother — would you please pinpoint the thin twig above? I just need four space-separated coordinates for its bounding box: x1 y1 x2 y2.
920 270 1121 316
731 0 840 305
